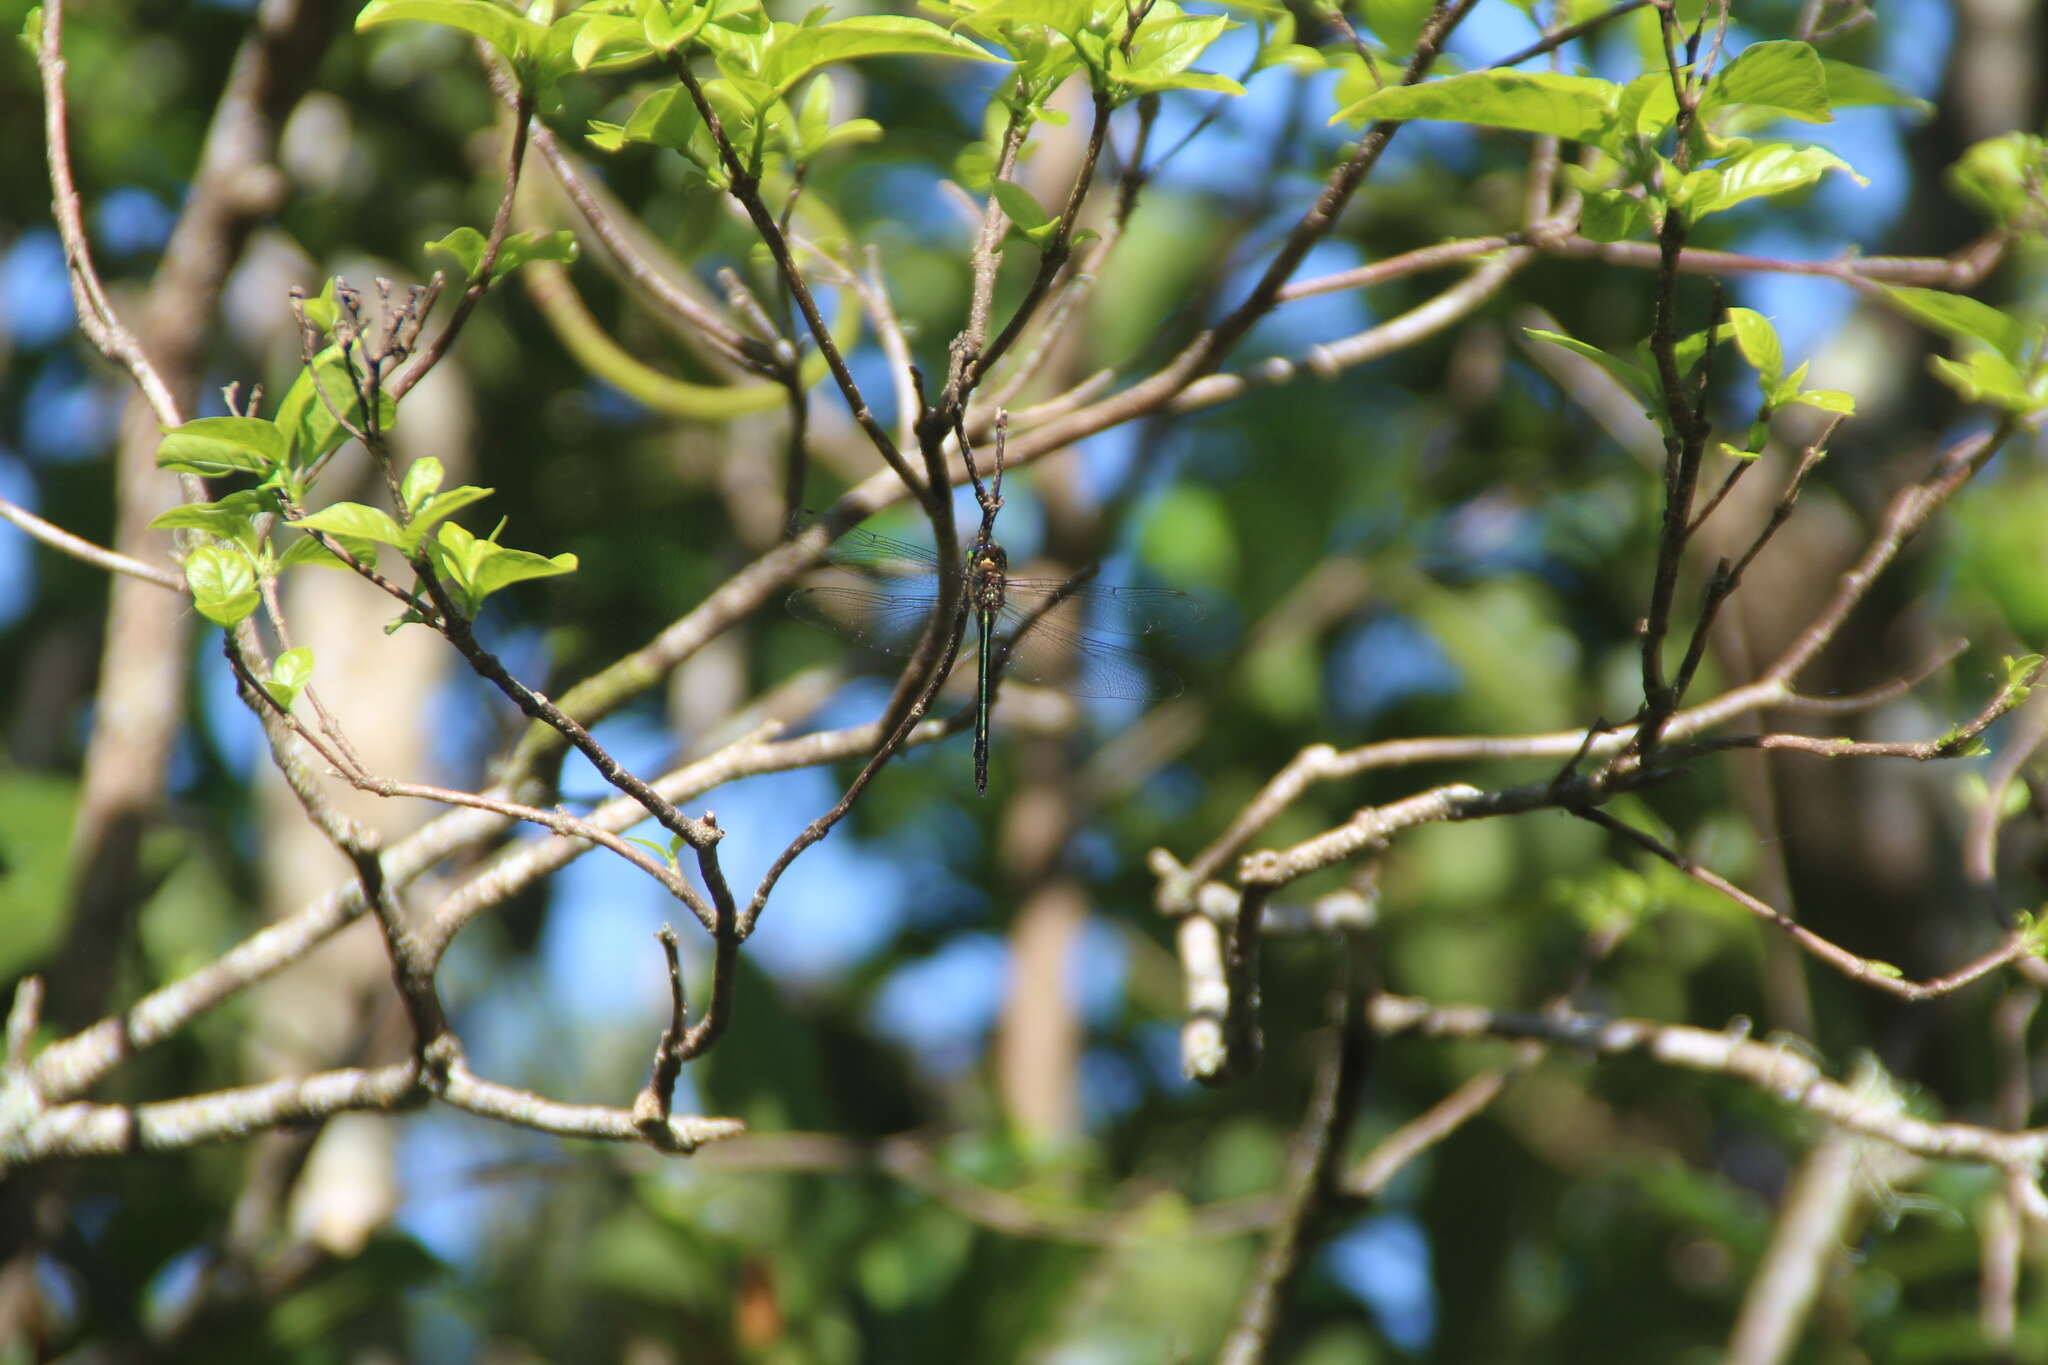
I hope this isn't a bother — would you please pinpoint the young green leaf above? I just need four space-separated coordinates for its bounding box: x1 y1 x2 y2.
469 542 581 603
1575 188 1649 243
300 277 343 334
275 346 395 466
426 520 577 616
289 502 407 548
278 530 384 572
1699 41 1831 125
148 490 273 554
425 227 579 281
1879 285 2028 360
156 417 290 477
183 544 261 627
1929 346 2044 416
1111 11 1241 96
1786 389 1855 415
356 0 546 70
1724 308 1783 393
568 11 648 69
264 647 315 712
405 485 496 550
1948 132 2048 228
756 15 1003 96
1330 70 1619 145
1819 59 1933 116
1525 329 1655 410
401 457 445 514
1670 144 1864 221
990 179 1054 238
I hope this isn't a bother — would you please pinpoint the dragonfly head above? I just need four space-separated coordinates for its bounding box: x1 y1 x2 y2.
968 543 1008 578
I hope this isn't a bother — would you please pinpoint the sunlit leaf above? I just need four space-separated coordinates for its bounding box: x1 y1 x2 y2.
356 0 545 69
156 417 289 477
1700 40 1831 124
289 501 407 548
1331 69 1619 145
183 544 260 627
756 15 1003 95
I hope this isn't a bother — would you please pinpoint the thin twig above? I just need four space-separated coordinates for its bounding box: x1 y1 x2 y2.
389 79 533 401
0 496 185 591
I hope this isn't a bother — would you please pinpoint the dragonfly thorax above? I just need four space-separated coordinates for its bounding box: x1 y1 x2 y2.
968 542 1009 614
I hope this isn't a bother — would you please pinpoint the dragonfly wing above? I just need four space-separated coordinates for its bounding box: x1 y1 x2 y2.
821 523 949 579
786 586 947 655
999 579 1205 638
996 613 1183 701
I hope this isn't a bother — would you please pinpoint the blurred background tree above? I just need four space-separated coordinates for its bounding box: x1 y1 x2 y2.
3 0 2047 1360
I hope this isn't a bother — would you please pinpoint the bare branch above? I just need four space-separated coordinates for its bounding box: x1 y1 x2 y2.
0 495 185 592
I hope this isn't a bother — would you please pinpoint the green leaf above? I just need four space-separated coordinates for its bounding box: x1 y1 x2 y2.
1700 40 1831 124
1673 144 1864 220
2018 909 2048 958
1929 346 2043 416
21 7 43 55
1359 0 1430 53
638 0 714 52
148 490 273 553
300 277 342 334
470 543 580 602
569 11 649 69
401 457 445 514
156 417 290 477
1787 389 1855 415
1879 285 2028 360
264 647 314 711
1770 357 1811 407
275 346 394 465
289 502 407 548
1724 307 1782 393
756 15 1003 96
427 520 577 615
406 485 496 550
947 0 1094 44
615 85 702 152
1330 70 1619 144
1948 132 2048 227
356 0 546 69
184 544 261 627
1252 14 1321 74
990 178 1054 240
1820 59 1932 116
278 531 383 572
1717 441 1762 462
812 117 882 156
1577 188 1649 242
425 227 578 281
796 72 833 151
621 835 679 867
1613 70 1677 140
1112 12 1241 95
1525 328 1654 410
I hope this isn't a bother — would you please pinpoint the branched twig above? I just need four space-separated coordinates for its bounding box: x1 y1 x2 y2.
1575 805 2034 1001
34 0 181 428
1369 992 2048 1169
389 78 534 402
666 53 916 492
1215 956 1372 1365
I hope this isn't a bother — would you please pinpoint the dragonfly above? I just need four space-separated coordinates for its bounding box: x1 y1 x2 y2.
787 518 1203 794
